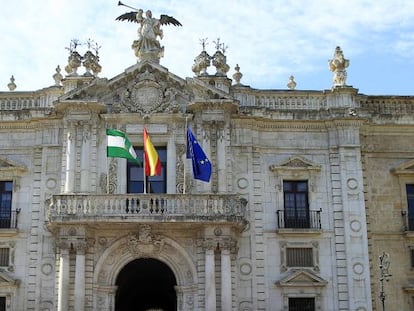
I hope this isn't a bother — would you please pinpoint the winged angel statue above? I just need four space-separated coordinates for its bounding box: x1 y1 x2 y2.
116 2 182 62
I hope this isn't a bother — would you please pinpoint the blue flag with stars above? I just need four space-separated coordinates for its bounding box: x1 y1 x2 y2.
187 127 212 182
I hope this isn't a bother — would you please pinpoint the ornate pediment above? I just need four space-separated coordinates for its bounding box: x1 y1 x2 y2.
0 157 27 176
110 62 193 116
0 271 19 288
269 156 321 172
276 270 327 287
391 159 414 176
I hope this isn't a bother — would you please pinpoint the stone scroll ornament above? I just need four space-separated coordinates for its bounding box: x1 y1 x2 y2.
116 2 182 62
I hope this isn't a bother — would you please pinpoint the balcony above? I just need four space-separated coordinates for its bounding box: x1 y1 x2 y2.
46 193 247 229
0 210 20 237
276 209 322 236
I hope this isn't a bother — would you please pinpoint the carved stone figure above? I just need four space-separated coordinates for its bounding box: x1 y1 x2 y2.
116 6 182 62
328 46 349 87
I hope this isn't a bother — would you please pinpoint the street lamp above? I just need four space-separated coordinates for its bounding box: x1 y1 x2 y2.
379 252 392 311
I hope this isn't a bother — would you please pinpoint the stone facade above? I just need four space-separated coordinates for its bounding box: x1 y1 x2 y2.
0 30 412 311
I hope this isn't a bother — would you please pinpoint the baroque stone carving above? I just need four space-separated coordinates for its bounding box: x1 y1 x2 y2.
120 70 181 115
126 225 165 257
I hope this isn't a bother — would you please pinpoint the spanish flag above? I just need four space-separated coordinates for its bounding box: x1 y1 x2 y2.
143 128 161 176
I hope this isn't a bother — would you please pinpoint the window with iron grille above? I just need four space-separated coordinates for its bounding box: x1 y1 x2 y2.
127 147 167 193
0 181 12 228
0 297 5 311
283 181 310 228
0 248 9 267
286 247 313 267
288 297 315 311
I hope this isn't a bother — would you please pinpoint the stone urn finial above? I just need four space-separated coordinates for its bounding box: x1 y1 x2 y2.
53 65 63 86
232 64 243 85
328 46 350 87
212 38 229 76
287 75 296 90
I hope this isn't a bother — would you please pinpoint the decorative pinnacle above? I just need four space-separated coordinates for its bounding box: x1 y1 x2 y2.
199 38 208 51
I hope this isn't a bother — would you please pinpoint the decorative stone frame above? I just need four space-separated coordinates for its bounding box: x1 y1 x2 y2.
270 156 322 234
0 157 26 193
269 156 321 193
276 269 327 311
280 240 320 272
390 159 414 233
93 226 198 311
0 158 26 310
0 243 14 272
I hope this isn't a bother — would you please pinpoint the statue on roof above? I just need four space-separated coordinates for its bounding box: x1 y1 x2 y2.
116 2 182 63
328 46 349 87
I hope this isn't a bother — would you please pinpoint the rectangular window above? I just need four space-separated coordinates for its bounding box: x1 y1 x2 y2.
127 147 167 193
407 184 414 230
0 181 12 228
0 248 9 266
0 297 5 311
283 181 309 228
410 249 414 268
289 297 315 311
286 247 313 267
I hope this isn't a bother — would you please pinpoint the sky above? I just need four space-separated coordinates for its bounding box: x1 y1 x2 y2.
0 0 413 95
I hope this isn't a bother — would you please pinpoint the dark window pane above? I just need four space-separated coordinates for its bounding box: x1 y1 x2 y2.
0 182 12 228
407 184 414 230
127 147 167 193
283 181 309 228
0 297 5 311
289 298 315 311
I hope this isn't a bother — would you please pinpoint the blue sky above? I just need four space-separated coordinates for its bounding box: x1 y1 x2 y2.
0 0 413 95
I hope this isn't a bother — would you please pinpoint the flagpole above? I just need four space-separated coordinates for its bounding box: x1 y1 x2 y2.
183 117 188 194
107 156 110 194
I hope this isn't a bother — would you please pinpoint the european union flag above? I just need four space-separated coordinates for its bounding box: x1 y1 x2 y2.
187 127 212 182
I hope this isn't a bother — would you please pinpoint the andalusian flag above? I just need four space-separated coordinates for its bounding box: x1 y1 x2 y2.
143 128 161 176
106 129 141 165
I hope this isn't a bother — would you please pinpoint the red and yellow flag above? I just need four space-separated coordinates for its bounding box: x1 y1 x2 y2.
143 128 161 176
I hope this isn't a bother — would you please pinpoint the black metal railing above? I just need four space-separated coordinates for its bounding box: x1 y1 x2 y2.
0 210 19 229
276 209 321 229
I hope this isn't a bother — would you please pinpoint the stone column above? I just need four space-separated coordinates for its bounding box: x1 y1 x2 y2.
205 247 216 310
221 248 232 311
80 123 90 192
57 246 70 311
74 242 86 311
64 122 76 193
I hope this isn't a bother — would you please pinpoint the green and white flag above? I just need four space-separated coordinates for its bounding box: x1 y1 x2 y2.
106 129 141 164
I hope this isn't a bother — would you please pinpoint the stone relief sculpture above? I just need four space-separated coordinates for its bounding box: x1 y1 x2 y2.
116 2 182 62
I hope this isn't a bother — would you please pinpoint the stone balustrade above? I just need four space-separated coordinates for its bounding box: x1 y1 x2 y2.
234 91 327 110
46 193 247 224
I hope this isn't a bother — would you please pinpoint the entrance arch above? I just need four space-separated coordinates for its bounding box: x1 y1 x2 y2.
115 258 177 311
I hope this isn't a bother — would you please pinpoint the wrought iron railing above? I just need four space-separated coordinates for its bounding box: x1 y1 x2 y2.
47 193 247 224
407 216 414 231
0 210 19 229
276 209 321 229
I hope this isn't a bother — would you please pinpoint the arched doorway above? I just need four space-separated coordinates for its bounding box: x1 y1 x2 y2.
115 258 177 311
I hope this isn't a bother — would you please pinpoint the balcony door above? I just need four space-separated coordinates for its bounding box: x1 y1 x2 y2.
283 181 310 228
127 147 167 194
0 181 12 228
